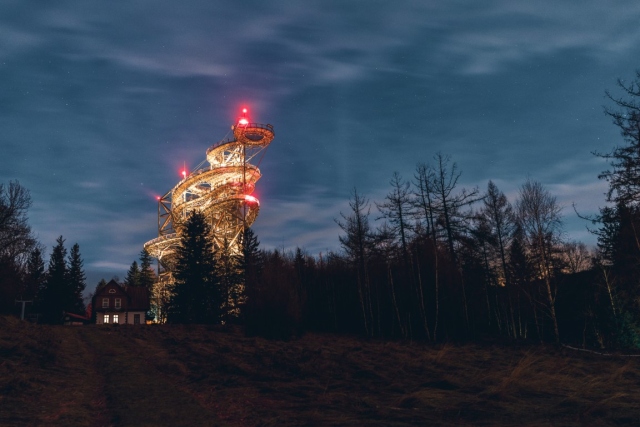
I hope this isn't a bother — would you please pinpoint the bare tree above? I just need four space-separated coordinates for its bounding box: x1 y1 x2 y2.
0 180 36 263
431 153 480 265
412 163 441 340
373 221 406 338
479 181 516 286
516 179 563 342
376 172 413 261
336 188 375 336
431 153 480 330
0 181 38 315
413 164 440 242
562 241 592 274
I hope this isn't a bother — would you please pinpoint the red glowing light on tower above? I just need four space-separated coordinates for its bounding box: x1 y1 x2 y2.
244 194 258 203
182 170 187 178
238 107 249 126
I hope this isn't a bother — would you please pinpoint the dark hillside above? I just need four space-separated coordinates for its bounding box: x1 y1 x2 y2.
2 316 640 426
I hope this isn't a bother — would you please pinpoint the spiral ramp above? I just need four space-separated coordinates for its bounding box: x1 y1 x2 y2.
143 115 273 320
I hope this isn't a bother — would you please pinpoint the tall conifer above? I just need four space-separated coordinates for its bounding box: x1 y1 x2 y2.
24 247 45 302
124 261 141 287
40 236 67 323
138 248 156 291
169 211 221 324
67 243 87 314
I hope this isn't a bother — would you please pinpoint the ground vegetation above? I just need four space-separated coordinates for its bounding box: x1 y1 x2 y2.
2 317 640 426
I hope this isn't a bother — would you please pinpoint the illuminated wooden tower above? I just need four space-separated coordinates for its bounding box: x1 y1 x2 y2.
144 109 274 320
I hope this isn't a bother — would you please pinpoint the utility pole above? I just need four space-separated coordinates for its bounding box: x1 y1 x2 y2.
15 299 32 320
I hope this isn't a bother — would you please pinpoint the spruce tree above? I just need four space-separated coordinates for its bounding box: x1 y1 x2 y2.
138 248 156 291
216 237 244 322
168 211 221 324
592 71 640 347
242 227 263 282
597 71 640 206
67 243 87 314
124 261 141 287
40 236 67 323
24 247 46 303
95 278 108 292
594 72 640 293
242 227 264 328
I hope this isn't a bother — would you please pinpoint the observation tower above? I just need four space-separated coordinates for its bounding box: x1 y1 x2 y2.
144 109 274 297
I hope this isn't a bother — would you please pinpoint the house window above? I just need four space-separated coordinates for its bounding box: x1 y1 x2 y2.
115 298 121 309
102 298 109 308
134 314 140 325
113 314 119 324
103 314 109 324
108 289 116 294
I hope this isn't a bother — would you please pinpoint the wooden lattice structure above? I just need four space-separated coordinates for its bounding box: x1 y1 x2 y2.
143 110 274 321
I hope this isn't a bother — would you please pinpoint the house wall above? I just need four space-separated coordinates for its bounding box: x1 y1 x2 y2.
98 295 126 311
127 311 146 324
96 311 146 325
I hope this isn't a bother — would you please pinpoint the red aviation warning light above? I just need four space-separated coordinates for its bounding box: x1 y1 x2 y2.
238 107 249 126
244 194 258 204
181 170 187 179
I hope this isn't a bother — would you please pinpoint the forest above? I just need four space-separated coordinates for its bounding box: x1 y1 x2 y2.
2 72 640 350
157 70 640 348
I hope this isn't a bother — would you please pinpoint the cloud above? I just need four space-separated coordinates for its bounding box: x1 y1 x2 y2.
2 0 639 273
90 261 132 271
410 1 640 75
77 181 103 189
255 185 348 253
549 180 608 215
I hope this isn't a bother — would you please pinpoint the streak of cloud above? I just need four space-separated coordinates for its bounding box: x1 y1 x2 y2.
1 0 638 283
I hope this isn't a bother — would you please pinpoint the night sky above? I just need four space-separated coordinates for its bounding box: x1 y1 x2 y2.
2 1 640 288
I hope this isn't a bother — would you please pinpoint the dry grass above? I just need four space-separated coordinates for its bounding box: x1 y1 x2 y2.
2 317 640 426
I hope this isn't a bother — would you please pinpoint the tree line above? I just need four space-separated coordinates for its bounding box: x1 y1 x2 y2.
233 70 640 347
103 70 640 347
0 182 88 323
4 70 640 348
0 179 157 323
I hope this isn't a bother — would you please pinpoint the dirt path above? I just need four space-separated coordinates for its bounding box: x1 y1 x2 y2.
0 320 107 426
77 327 225 427
0 321 226 427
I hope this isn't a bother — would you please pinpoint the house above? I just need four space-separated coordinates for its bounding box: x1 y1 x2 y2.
93 279 150 325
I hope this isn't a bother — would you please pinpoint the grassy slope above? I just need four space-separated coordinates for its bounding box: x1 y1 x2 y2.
1 316 640 426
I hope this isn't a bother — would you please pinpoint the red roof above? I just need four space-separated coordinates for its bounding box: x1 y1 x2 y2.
65 312 89 321
123 286 150 311
93 280 150 312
